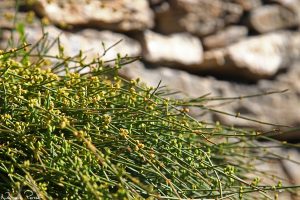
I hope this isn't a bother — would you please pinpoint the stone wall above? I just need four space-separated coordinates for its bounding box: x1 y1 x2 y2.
1 0 300 140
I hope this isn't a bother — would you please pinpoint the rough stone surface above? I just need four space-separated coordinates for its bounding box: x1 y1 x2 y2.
250 5 297 33
0 26 141 67
33 0 154 31
198 31 300 80
139 30 203 67
197 49 228 71
282 149 300 185
227 31 294 77
0 9 40 30
272 0 300 26
121 62 300 140
155 0 243 36
245 145 300 199
203 26 248 50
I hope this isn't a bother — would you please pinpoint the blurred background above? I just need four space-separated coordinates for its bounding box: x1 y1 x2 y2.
1 0 300 142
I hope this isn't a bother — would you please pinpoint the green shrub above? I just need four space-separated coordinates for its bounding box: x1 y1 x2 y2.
0 41 299 199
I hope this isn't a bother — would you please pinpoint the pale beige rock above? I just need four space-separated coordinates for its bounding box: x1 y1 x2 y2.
272 0 300 25
77 29 141 62
155 0 243 36
272 0 300 11
281 149 300 186
120 62 300 140
227 32 292 77
199 32 300 79
0 9 40 30
244 145 298 200
210 62 300 136
0 26 141 71
250 5 297 33
139 30 203 67
154 2 185 34
203 26 248 50
33 0 154 31
198 49 228 70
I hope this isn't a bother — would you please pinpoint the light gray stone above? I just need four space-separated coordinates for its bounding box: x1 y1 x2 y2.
32 0 154 31
272 0 300 26
0 8 40 30
139 30 203 67
250 5 297 33
281 149 300 186
203 26 248 50
0 26 141 71
155 0 243 36
120 62 300 140
227 32 292 77
244 145 299 199
198 31 300 80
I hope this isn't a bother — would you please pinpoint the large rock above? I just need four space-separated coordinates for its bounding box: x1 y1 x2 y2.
32 0 154 31
120 62 300 141
0 26 141 68
139 30 203 67
227 32 293 77
0 7 17 29
281 149 300 185
0 4 40 30
203 26 248 50
198 31 300 80
249 5 297 33
245 146 300 199
272 0 300 25
155 0 243 36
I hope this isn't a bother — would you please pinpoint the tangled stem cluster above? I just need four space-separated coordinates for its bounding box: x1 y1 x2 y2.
0 43 298 199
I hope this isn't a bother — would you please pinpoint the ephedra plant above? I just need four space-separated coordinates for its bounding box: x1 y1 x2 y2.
0 31 299 199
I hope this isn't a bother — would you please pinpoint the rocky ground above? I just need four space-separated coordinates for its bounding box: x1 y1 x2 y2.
0 0 300 197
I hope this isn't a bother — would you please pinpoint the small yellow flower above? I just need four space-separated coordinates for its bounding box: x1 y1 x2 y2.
41 17 50 26
60 116 70 129
119 128 129 138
